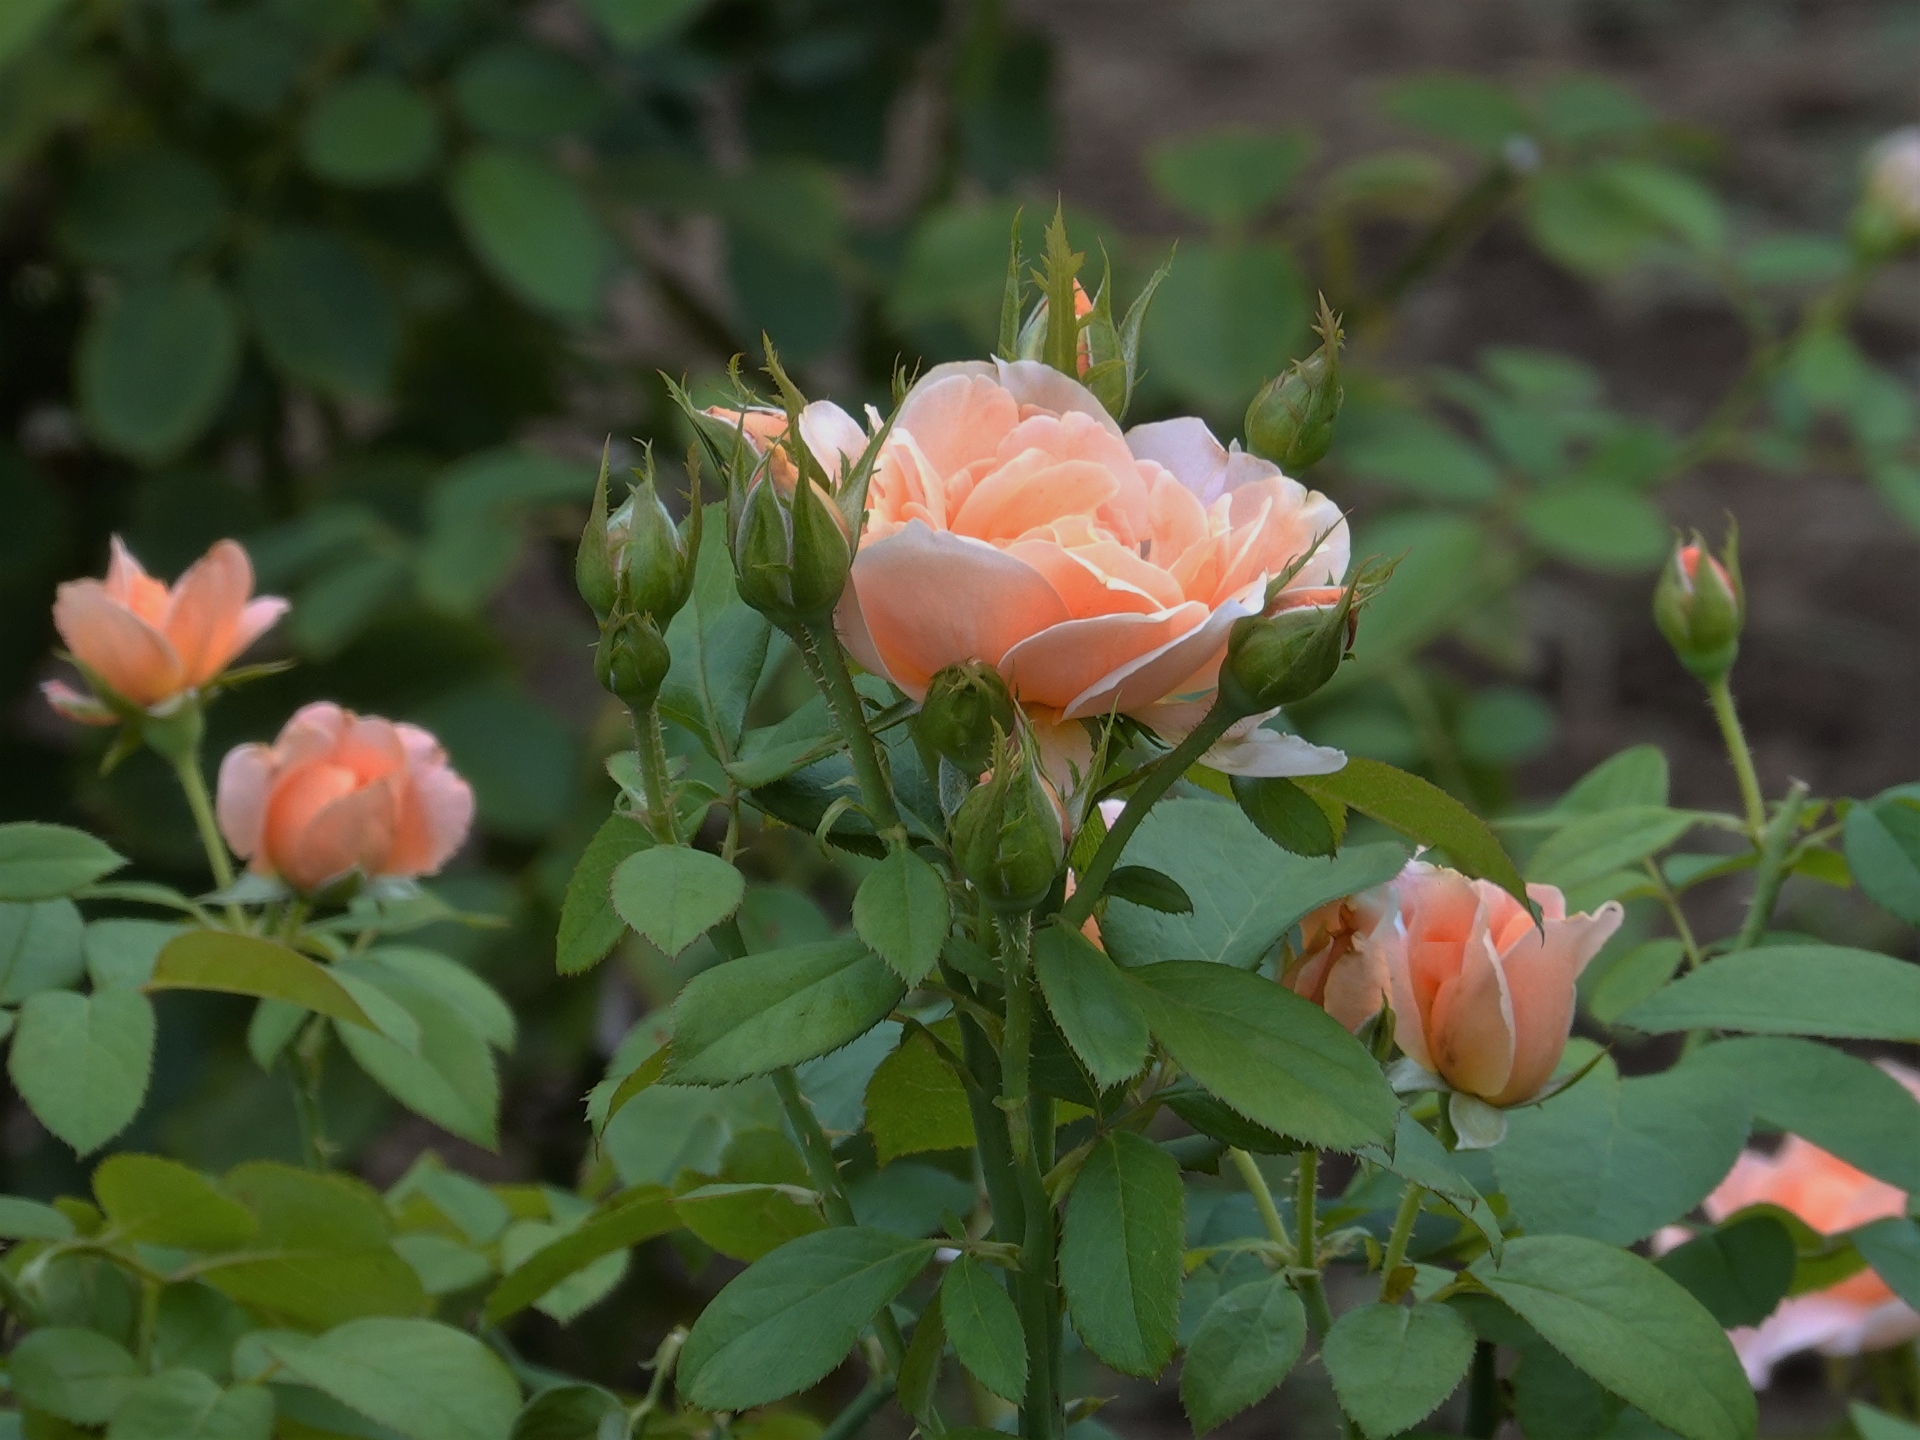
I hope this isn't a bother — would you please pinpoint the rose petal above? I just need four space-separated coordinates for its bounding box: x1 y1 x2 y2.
989 358 1124 438
1000 602 1211 715
1203 728 1348 778
41 680 116 725
1491 898 1621 1106
164 539 254 685
217 743 276 861
1127 416 1233 503
52 579 184 706
798 401 869 482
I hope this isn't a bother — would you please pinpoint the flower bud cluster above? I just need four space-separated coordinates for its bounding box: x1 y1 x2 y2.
578 449 699 712
951 726 1067 913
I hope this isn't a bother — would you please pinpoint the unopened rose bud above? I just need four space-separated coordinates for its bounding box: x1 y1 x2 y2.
1856 126 1920 255
915 663 1018 775
1653 531 1743 684
620 471 696 625
951 730 1067 913
594 613 672 712
731 473 851 632
576 448 619 622
1219 586 1356 718
1245 299 1344 471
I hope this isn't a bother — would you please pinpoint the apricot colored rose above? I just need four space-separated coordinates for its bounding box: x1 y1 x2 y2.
1374 861 1622 1107
45 538 288 722
837 360 1347 738
1697 1067 1920 1386
1282 890 1396 1031
217 703 474 894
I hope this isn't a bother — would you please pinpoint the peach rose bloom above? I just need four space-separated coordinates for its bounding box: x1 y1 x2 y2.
834 361 1349 770
1375 861 1622 1107
45 537 288 722
217 703 474 894
1282 889 1397 1031
1695 1065 1920 1388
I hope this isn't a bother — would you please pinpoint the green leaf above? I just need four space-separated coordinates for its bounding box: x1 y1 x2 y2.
484 1186 677 1325
557 814 652 975
1147 127 1315 227
1336 408 1503 503
897 1288 945 1426
209 1162 427 1328
0 0 65 68
10 1328 139 1425
1620 945 1920 1042
852 847 951 984
1105 865 1194 914
1032 923 1149 1089
149 931 382 1032
105 1369 273 1440
242 228 398 400
395 1234 493 1297
415 453 596 618
667 937 906 1085
0 823 126 900
77 275 240 463
679 1228 937 1410
1323 1302 1476 1440
94 1154 256 1249
1686 1036 1920 1192
1061 1131 1184 1378
1179 1275 1307 1435
1656 1215 1796 1328
84 918 180 990
1600 159 1726 253
56 146 226 272
497 1217 626 1324
449 147 610 321
1845 793 1920 926
262 1318 521 1440
582 0 708 51
334 963 500 1147
452 43 608 144
1854 1405 1920 1440
1848 1218 1920 1313
1471 1235 1756 1440
1518 483 1671 572
0 1195 76 1240
0 899 84 1001
1099 797 1405 969
1494 1052 1751 1246
1526 807 1698 891
507 1384 627 1440
9 988 154 1155
1583 939 1685 1025
1294 757 1526 907
941 1255 1027 1402
661 503 772 757
1358 1112 1503 1258
610 847 745 957
1127 961 1397 1149
362 948 514 1052
1142 241 1309 410
675 1183 825 1262
865 1023 975 1164
300 76 441 187
1383 74 1533 151
1231 775 1338 857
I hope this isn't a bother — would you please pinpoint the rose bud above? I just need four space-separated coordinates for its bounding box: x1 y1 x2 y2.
594 612 673 713
1371 861 1621 1108
44 537 288 725
1653 529 1743 684
915 662 1019 775
619 465 698 626
1281 888 1396 1031
216 703 474 895
1218 583 1356 718
1245 298 1345 471
1856 126 1920 255
576 449 620 622
952 729 1068 914
732 472 852 633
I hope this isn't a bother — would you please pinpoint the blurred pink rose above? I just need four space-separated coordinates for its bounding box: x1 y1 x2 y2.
217 702 474 894
45 538 287 723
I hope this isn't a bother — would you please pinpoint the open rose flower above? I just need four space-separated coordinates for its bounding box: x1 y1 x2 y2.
823 360 1348 779
1684 1064 1920 1388
45 538 288 723
217 703 474 894
1370 861 1622 1107
1282 889 1397 1031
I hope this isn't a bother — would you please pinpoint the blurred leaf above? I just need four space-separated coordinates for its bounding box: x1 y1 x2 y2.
888 201 1025 349
1143 241 1309 411
56 146 226 272
0 1195 74 1240
453 43 608 143
1538 76 1656 144
0 0 64 67
301 76 442 187
1325 150 1454 211
1382 74 1533 151
509 1385 626 1440
1855 1406 1920 1440
1481 346 1603 406
289 550 413 658
242 228 399 400
262 1319 522 1440
1525 169 1665 274
150 931 383 1032
484 1186 676 1324
1656 1215 1795 1329
0 898 83 1001
10 1328 139 1425
9 988 154 1154
83 917 179 990
172 7 308 115
334 960 501 1147
728 225 847 364
450 147 610 321
1519 482 1669 571
1527 807 1697 890
1335 407 1502 503
1062 1131 1183 1376
106 1368 274 1439
1324 1302 1476 1440
363 947 514 1051
1738 235 1849 288
675 1182 825 1263
1181 1275 1307 1435
1339 513 1496 680
583 0 708 51
499 1217 627 1323
1556 745 1670 814
77 275 240 463
1148 127 1315 227
1601 159 1725 253
416 445 595 614
1846 789 1920 925
954 27 1053 188
412 682 578 839
94 1153 256 1249
1457 686 1555 767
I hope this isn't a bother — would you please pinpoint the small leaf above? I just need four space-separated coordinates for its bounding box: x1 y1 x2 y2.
1231 775 1337 857
1656 1215 1796 1328
301 75 441 187
94 1154 256 1249
334 964 501 1148
667 937 906 1085
508 1385 627 1440
0 898 85 1001
1104 865 1193 914
11 1328 140 1425
1061 1132 1183 1378
149 931 381 1031
1845 792 1920 926
610 846 745 957
483 1186 677 1325
77 276 240 463
1032 923 1149 1090
853 846 951 984
0 1195 75 1240
242 227 399 401
1526 807 1699 891
941 1255 1027 1403
105 1369 273 1440
556 814 652 975
675 1182 825 1262
1854 1405 1920 1440
865 1023 976 1164
9 988 154 1155
448 147 610 320
1180 1274 1307 1435
0 822 126 900
1323 1302 1476 1440
262 1318 522 1440
1620 946 1920 1042
679 1228 937 1410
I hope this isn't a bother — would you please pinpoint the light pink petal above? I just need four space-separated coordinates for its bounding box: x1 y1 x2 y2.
1203 728 1347 778
798 401 869 482
274 702 350 765
895 367 1019 480
216 743 276 862
1126 417 1232 503
52 579 184 706
1491 899 1622 1105
1000 602 1211 716
41 680 115 725
1058 592 1257 720
104 536 170 623
845 521 1073 699
989 359 1124 438
164 539 254 685
232 596 290 655
385 761 475 877
282 777 399 892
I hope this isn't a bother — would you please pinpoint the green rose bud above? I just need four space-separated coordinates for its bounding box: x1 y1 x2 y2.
731 474 852 632
915 662 1018 775
620 471 696 625
1245 298 1344 471
951 730 1066 914
576 447 619 621
1653 530 1743 685
594 612 672 712
1219 587 1356 718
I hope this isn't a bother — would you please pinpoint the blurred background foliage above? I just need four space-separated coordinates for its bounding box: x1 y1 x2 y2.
0 0 1916 1416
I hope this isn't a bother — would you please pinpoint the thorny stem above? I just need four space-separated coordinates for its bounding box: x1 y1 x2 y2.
1379 1184 1425 1298
634 700 680 844
1293 1150 1336 1339
1706 678 1767 842
1734 780 1812 954
798 620 906 845
1059 704 1239 930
